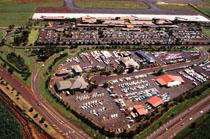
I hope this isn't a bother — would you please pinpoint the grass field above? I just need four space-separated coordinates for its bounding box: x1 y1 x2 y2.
0 51 32 87
27 29 40 46
197 5 210 17
203 30 210 37
156 3 194 11
0 0 63 27
75 0 148 9
174 112 210 139
0 30 6 41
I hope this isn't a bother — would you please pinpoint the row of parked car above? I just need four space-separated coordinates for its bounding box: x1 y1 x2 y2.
118 79 148 88
75 92 104 102
90 106 107 116
80 99 104 109
132 88 159 102
184 68 207 83
121 83 151 93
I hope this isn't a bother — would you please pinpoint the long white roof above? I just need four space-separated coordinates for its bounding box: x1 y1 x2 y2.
32 13 210 22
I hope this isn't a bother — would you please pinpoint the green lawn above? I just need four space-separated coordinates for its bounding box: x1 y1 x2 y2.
203 30 210 37
0 0 63 27
156 4 194 11
0 30 6 41
0 101 23 139
197 6 210 17
0 51 32 87
174 112 210 139
75 0 148 9
27 29 40 46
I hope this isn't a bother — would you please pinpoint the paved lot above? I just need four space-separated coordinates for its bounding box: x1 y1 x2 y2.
50 49 210 131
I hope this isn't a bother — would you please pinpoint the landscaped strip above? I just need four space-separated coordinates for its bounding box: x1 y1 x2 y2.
174 111 210 139
75 0 148 9
0 30 6 41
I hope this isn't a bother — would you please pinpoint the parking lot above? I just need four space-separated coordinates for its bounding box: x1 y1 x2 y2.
50 49 210 131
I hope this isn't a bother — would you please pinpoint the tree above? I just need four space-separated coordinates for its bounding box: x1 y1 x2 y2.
128 66 135 73
39 118 45 124
29 107 34 112
103 82 108 88
34 113 38 118
156 69 164 76
8 68 14 74
190 122 196 129
9 25 15 30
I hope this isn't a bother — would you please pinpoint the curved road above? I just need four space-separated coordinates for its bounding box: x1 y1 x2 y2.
0 46 208 138
0 50 89 139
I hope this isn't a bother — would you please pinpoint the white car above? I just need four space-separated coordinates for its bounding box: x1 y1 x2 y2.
200 111 203 114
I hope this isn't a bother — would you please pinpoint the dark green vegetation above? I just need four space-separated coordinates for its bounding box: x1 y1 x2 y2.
0 51 32 86
7 52 29 72
75 0 148 9
30 46 66 62
0 101 23 139
0 0 63 27
175 110 210 139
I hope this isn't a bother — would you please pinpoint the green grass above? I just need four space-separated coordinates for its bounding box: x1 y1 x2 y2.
0 30 6 41
135 80 210 139
174 112 210 139
38 50 106 138
197 6 210 17
0 51 32 87
75 0 148 9
203 30 210 37
156 4 194 11
27 29 40 46
0 101 23 139
0 0 63 27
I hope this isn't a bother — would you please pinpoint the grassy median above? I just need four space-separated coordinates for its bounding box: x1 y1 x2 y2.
75 0 148 9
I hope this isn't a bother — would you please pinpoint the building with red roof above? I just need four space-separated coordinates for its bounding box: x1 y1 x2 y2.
147 96 164 107
156 75 184 87
134 104 148 116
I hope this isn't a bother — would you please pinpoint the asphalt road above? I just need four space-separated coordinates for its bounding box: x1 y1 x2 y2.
64 0 195 15
0 46 208 139
147 94 210 139
92 47 209 84
0 50 89 139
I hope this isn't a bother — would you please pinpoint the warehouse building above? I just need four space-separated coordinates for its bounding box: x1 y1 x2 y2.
55 76 88 91
156 75 184 88
136 50 155 63
147 96 164 108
